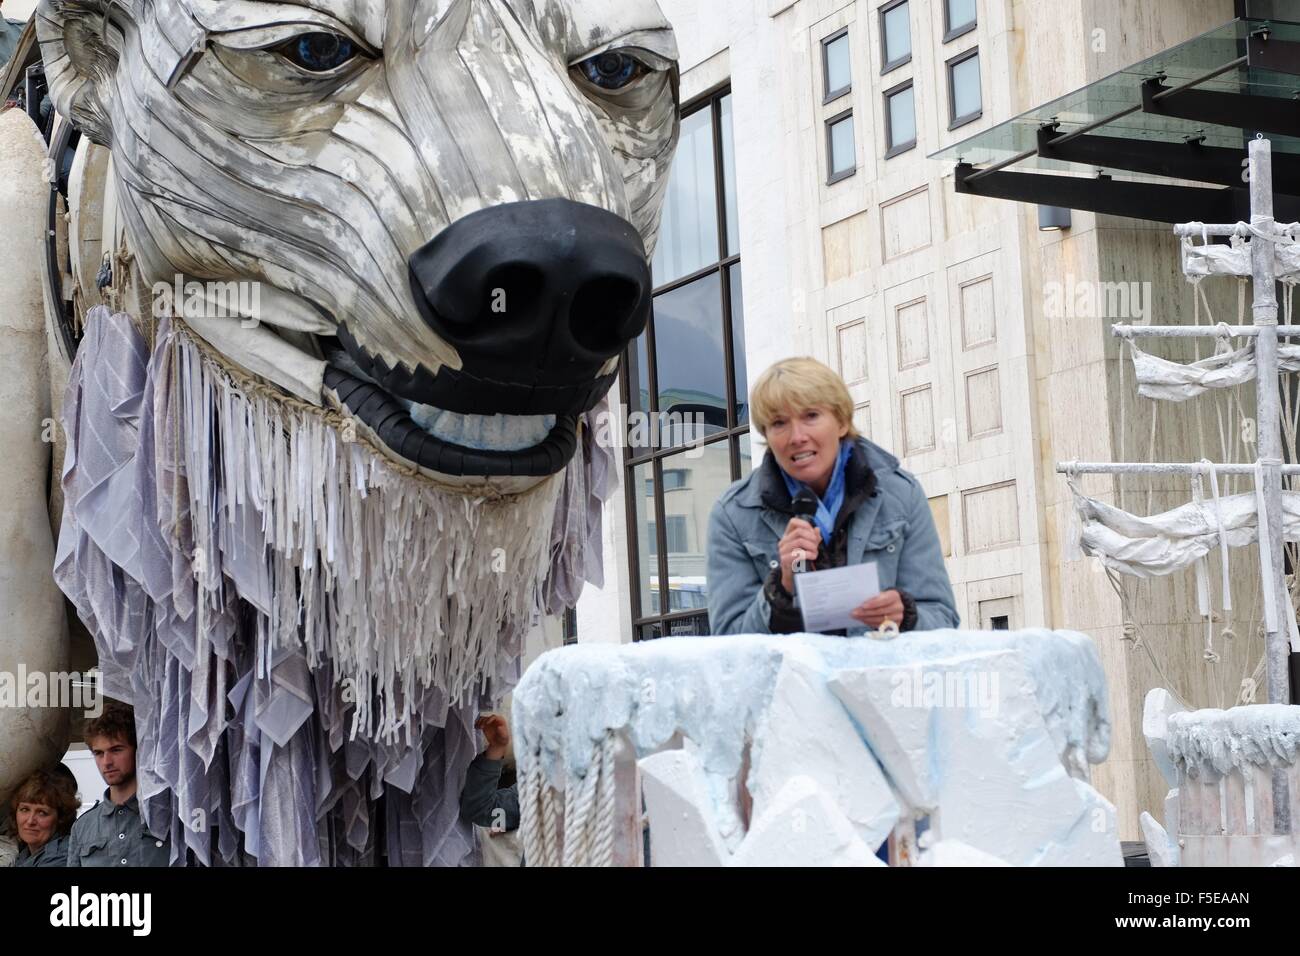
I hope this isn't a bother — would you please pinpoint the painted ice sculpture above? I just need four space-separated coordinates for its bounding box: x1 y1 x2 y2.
1142 689 1300 866
512 630 1122 866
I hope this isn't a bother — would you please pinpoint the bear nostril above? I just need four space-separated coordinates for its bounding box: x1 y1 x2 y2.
483 262 545 323
570 274 645 356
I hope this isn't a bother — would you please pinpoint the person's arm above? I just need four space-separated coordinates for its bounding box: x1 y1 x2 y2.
894 478 960 631
36 838 70 867
64 827 81 867
706 502 778 635
459 756 520 831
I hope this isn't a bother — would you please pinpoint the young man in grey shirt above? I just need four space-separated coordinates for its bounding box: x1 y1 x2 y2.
66 703 172 867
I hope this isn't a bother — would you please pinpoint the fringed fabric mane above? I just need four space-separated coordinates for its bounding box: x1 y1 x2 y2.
55 306 610 865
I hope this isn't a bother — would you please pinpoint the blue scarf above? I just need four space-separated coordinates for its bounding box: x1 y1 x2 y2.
780 439 855 544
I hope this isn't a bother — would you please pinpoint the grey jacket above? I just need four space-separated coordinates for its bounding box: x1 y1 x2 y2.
13 833 70 867
459 756 520 832
65 791 171 867
707 438 960 636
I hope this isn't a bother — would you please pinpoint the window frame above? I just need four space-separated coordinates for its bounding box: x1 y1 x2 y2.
825 107 857 185
621 87 749 642
878 0 912 75
946 47 983 130
821 27 852 105
943 0 977 43
883 78 917 158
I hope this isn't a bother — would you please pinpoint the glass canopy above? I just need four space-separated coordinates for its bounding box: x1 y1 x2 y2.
930 18 1300 177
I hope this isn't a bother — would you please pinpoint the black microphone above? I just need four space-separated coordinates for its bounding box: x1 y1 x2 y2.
791 489 820 573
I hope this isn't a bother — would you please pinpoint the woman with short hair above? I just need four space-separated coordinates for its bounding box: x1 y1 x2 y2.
8 768 79 867
707 356 959 636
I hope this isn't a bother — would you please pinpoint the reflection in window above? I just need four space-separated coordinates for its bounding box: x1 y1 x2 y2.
653 271 727 436
948 50 981 127
885 81 916 156
881 1 911 72
662 468 689 491
827 112 856 183
945 0 977 40
720 94 740 257
651 108 719 285
730 264 748 424
634 461 657 618
823 30 851 101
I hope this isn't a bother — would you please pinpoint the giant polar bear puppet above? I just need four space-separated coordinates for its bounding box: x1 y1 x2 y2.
0 0 680 865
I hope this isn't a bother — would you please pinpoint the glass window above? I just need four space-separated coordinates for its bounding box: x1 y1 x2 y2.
945 0 977 41
662 442 733 614
653 271 728 440
827 112 856 183
662 468 689 491
623 89 749 641
881 1 911 73
719 94 740 258
885 82 916 156
823 30 851 102
651 107 719 286
634 462 658 618
948 50 982 127
729 263 747 424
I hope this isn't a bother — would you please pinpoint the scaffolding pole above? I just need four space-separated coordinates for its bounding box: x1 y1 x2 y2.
1248 138 1293 834
1057 137 1293 836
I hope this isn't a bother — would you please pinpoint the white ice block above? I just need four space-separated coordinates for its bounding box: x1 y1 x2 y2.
730 776 883 868
748 657 900 851
640 749 730 867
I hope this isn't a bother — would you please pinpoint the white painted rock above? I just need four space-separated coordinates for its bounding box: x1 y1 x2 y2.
640 749 730 867
748 657 900 851
1143 688 1187 788
1140 811 1178 867
828 650 1012 811
916 840 1010 867
730 776 883 867
930 653 1122 866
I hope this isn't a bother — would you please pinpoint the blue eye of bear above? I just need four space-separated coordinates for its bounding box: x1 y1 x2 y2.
579 52 645 90
281 32 359 73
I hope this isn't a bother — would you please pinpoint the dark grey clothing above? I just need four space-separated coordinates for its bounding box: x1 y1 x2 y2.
13 833 70 867
65 791 171 867
459 756 520 832
0 17 23 72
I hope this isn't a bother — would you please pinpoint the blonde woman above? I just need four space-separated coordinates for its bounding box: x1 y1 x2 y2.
707 357 958 636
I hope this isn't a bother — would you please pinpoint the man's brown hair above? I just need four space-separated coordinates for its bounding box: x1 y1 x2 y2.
84 700 136 749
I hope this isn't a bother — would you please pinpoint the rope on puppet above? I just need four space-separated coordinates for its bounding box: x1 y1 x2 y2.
521 731 619 867
157 315 565 742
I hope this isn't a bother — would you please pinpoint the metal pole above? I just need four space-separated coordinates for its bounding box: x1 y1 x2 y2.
1056 461 1300 476
1111 326 1300 338
1248 137 1292 834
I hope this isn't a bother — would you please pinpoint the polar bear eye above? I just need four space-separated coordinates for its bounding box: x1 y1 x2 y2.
575 51 647 91
277 31 361 73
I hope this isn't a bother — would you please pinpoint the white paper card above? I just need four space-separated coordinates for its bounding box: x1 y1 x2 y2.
793 562 881 633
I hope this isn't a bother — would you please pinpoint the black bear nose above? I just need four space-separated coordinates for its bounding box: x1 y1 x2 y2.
408 198 651 389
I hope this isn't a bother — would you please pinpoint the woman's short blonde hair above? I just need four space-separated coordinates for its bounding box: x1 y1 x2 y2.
750 357 860 439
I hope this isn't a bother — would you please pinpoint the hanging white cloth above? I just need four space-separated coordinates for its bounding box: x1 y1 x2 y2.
1125 337 1300 402
1068 484 1300 578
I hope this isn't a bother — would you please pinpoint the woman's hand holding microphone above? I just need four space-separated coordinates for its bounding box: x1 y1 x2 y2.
778 518 822 593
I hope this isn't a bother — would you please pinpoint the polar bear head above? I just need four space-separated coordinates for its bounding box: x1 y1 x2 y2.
37 0 679 487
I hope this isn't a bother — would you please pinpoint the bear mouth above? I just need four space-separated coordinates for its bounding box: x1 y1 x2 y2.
321 332 586 479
